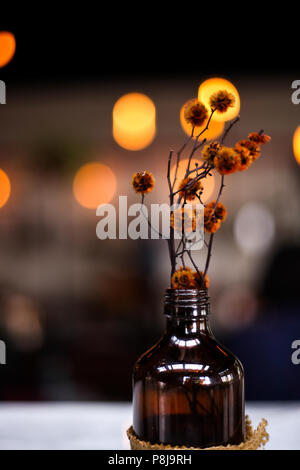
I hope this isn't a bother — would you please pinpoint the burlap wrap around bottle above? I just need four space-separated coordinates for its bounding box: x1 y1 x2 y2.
127 415 268 450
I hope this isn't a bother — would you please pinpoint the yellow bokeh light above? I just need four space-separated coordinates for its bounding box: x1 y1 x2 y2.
180 100 224 140
113 93 156 151
198 78 240 122
73 163 116 209
293 125 300 165
0 32 16 68
0 169 11 208
170 158 215 203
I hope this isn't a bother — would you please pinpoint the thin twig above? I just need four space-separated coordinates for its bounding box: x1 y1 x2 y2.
172 166 213 198
196 109 216 140
167 150 174 197
140 195 164 238
214 175 225 209
167 150 176 279
203 233 214 277
221 115 240 145
172 130 194 190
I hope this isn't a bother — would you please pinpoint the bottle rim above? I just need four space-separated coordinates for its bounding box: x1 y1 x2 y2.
164 288 209 316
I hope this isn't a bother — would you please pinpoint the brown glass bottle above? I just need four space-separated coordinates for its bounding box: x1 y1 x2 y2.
133 289 245 448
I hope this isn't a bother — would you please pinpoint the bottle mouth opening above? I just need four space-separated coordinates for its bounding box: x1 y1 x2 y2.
164 288 209 316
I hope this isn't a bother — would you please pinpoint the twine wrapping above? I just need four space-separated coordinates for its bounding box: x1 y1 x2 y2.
127 415 268 450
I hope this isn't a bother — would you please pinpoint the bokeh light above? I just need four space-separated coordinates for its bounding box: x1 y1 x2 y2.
0 169 11 208
170 158 215 203
198 78 240 122
215 285 258 331
113 93 156 151
180 101 224 140
234 202 275 255
73 162 116 209
0 32 16 68
293 125 300 165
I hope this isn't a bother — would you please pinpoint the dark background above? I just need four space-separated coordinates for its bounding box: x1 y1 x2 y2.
1 10 299 84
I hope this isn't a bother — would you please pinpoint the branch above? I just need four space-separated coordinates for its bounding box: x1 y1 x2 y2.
203 233 214 277
167 150 174 197
172 129 194 190
140 194 164 238
167 150 176 279
187 250 201 277
214 175 225 209
195 109 216 140
172 165 213 198
221 115 240 145
203 174 225 277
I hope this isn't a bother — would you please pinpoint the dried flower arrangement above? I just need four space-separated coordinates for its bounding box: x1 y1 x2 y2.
131 89 271 289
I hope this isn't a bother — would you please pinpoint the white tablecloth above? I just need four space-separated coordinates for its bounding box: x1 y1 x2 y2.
0 402 298 450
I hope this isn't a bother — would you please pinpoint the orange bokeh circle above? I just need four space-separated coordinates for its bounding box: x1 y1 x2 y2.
0 32 16 68
113 93 156 151
73 162 116 209
0 169 11 208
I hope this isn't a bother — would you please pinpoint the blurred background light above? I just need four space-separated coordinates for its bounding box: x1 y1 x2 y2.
3 294 44 351
0 169 11 208
234 202 275 255
198 78 240 122
293 125 300 165
113 93 156 150
170 158 215 203
73 162 116 209
180 100 224 140
215 284 258 331
0 32 16 68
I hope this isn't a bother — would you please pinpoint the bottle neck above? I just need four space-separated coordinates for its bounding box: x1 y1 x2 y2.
164 289 211 337
166 316 211 337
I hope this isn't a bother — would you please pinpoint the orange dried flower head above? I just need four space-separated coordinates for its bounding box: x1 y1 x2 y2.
194 271 210 289
248 132 271 145
236 147 252 171
235 139 260 161
204 207 221 233
170 208 200 234
131 170 155 194
178 177 203 201
201 142 221 165
172 266 196 289
171 267 209 290
214 147 240 175
206 201 227 222
209 89 236 114
184 99 209 128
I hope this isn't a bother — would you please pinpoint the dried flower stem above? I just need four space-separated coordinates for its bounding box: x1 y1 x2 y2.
172 132 194 191
187 250 201 278
221 116 240 144
167 150 177 278
203 233 214 278
140 194 164 239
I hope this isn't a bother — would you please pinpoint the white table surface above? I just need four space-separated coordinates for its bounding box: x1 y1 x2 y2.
0 402 298 450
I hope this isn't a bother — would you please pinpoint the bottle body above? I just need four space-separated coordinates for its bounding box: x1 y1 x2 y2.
132 289 245 448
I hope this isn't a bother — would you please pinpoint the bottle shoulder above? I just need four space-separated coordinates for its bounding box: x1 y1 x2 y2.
134 333 244 382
